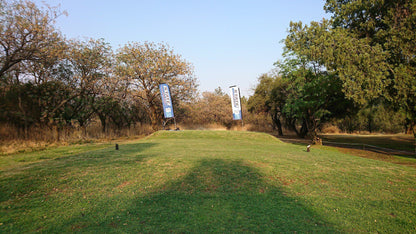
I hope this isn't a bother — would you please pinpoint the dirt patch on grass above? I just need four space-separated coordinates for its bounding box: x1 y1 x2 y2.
117 181 132 189
276 134 416 167
321 134 415 152
335 147 416 168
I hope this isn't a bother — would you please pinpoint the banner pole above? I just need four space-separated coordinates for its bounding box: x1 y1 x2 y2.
238 87 243 129
159 83 176 130
229 85 243 128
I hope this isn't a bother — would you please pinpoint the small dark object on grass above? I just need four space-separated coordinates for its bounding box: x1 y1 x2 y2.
307 145 311 152
115 144 119 150
166 128 180 131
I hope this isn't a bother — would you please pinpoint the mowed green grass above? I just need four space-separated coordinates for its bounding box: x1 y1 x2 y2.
1 130 415 233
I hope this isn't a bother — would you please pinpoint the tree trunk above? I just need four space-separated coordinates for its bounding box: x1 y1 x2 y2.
148 104 159 131
310 131 322 145
56 125 61 142
298 119 308 138
17 94 28 139
404 118 413 134
271 112 283 136
287 118 299 136
276 118 283 136
305 115 322 145
98 113 107 133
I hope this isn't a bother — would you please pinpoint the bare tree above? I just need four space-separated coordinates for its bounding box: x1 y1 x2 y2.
0 0 65 79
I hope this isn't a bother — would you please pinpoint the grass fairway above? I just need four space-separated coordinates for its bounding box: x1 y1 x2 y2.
1 130 416 233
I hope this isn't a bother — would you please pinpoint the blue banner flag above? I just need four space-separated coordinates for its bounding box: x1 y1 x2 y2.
229 86 242 120
159 83 174 118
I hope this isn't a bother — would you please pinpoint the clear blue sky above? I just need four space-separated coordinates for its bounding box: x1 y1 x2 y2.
34 0 329 97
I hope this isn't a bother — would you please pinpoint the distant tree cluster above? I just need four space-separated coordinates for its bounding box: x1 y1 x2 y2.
249 0 415 143
178 87 235 129
1 0 415 144
0 0 197 140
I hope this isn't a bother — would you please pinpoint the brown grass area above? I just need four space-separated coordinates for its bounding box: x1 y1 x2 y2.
0 123 154 155
277 133 416 167
334 147 416 168
178 123 228 130
321 133 415 152
116 181 132 189
0 140 61 155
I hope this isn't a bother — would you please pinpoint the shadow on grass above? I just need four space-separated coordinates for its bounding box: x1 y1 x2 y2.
2 147 340 232
67 159 338 233
0 142 158 203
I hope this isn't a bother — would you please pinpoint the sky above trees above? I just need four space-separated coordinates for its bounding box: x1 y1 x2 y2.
31 0 329 97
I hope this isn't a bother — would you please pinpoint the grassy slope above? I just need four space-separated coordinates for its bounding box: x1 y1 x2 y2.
1 130 415 233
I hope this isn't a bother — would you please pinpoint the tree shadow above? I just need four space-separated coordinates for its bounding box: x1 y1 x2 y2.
3 151 342 232
0 142 157 203
79 159 339 233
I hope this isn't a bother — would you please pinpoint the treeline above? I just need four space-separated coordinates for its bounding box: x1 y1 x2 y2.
1 0 415 145
248 0 416 143
248 73 406 137
0 0 198 141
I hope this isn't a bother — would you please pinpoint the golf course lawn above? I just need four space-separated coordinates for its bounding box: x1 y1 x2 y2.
1 130 415 232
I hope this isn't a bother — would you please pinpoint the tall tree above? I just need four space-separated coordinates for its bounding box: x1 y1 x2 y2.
285 20 389 105
116 42 197 130
63 38 113 128
323 0 416 135
0 0 65 79
0 0 66 137
275 52 353 143
247 74 285 136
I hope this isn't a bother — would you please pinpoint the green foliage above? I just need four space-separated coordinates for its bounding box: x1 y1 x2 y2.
273 49 355 141
275 0 416 136
247 74 275 114
336 102 406 134
285 20 389 105
323 0 416 133
247 74 285 135
0 81 72 128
